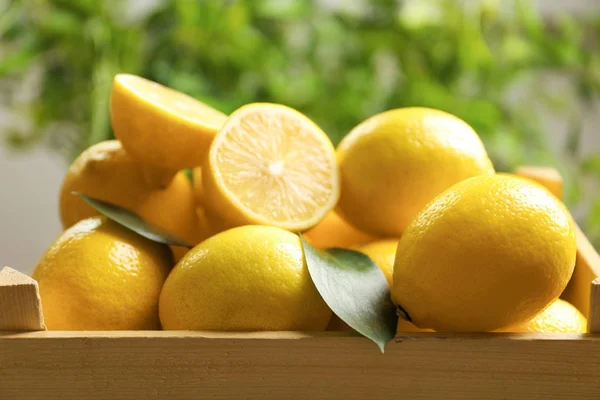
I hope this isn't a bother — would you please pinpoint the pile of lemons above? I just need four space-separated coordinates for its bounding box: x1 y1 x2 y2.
32 74 585 334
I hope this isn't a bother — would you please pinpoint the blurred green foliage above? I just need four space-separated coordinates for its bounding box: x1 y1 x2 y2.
1 0 600 246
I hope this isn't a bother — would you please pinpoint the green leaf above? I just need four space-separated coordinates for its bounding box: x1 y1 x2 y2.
301 237 398 352
183 168 194 184
76 193 192 248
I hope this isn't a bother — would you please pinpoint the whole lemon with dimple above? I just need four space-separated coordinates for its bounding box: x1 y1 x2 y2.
337 107 494 236
497 299 586 333
392 174 576 332
159 225 332 331
33 217 172 330
59 140 204 246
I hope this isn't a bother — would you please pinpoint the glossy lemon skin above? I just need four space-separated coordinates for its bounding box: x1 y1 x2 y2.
110 74 227 173
33 217 172 330
392 174 577 332
59 140 204 246
359 239 433 333
192 167 204 205
159 225 332 331
328 238 431 334
337 107 494 236
497 299 586 333
357 239 400 286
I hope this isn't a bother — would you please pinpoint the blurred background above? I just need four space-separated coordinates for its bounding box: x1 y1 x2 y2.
1 0 599 274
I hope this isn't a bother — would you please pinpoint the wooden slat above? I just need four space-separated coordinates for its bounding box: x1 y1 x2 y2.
589 279 600 333
0 267 45 331
1 331 600 400
515 166 563 199
566 226 600 317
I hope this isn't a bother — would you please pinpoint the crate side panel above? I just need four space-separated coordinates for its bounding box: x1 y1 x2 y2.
1 333 600 400
563 225 600 317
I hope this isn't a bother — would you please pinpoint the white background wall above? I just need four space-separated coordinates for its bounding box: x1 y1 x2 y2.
1 0 599 275
0 146 65 274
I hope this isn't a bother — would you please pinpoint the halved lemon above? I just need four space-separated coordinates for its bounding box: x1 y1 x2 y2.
110 74 227 187
203 103 339 232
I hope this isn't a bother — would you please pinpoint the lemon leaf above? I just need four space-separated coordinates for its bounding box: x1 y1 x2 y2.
183 168 194 184
301 236 397 352
76 193 192 248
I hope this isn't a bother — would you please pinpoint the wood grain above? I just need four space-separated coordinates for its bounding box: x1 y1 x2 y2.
588 279 600 334
0 267 45 331
0 165 598 399
566 225 600 317
1 331 600 400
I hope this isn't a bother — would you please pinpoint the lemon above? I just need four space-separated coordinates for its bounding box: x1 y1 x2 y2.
59 140 204 246
337 107 494 236
328 238 431 334
514 166 563 199
357 239 399 286
170 246 189 263
358 239 432 333
203 103 339 232
159 225 332 331
192 167 204 205
396 320 434 333
304 211 377 249
497 299 587 333
33 217 172 330
392 174 576 332
110 74 227 187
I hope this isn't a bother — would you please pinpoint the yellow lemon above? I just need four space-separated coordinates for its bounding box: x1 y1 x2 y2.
328 239 431 334
497 299 587 333
397 319 434 333
190 169 235 239
192 167 204 205
159 225 332 331
514 166 563 199
337 107 494 236
59 140 204 246
358 239 432 333
203 103 339 232
110 74 227 187
304 211 377 249
33 217 172 330
170 246 190 263
392 174 576 332
357 239 399 286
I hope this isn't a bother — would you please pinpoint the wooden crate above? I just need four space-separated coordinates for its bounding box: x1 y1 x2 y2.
1 167 600 400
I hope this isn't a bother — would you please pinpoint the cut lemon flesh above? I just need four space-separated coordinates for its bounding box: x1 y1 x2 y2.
110 74 228 174
203 103 339 232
